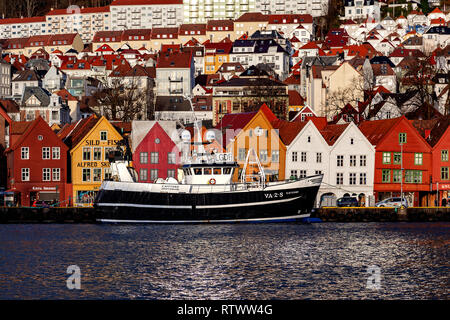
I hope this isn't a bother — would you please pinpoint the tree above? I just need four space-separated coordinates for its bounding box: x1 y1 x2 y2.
398 54 437 115
234 76 289 120
420 0 431 15
92 75 154 122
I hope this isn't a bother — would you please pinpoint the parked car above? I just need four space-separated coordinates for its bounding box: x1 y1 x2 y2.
336 196 359 207
375 197 408 208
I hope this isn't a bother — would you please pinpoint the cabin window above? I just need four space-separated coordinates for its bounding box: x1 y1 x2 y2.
223 168 231 174
203 168 212 175
194 168 202 175
213 168 221 175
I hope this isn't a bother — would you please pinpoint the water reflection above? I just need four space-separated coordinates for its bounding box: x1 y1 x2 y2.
0 223 448 299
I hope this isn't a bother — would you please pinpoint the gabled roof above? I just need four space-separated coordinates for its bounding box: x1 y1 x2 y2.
288 90 305 106
320 123 350 146
271 119 307 145
358 117 403 145
61 115 100 150
156 50 192 68
427 116 450 148
235 12 268 22
22 87 51 106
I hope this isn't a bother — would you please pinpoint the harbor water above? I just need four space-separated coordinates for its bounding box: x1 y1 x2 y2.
0 222 448 299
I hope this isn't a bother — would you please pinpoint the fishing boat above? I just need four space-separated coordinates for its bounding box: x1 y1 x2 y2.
94 140 322 223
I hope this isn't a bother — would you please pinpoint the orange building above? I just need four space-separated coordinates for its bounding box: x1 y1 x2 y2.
217 105 286 182
204 42 233 74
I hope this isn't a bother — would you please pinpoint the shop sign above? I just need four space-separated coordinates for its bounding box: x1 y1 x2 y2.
31 186 57 191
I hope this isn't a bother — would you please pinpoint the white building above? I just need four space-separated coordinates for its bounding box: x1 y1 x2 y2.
285 120 375 207
0 16 48 39
344 0 381 22
45 6 111 44
255 0 329 17
230 38 290 80
183 0 255 23
110 0 183 30
324 121 375 207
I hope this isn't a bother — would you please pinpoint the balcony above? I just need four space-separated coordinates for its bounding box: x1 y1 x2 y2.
169 76 183 82
169 88 183 94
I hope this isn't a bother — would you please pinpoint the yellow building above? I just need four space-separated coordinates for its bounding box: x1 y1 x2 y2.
64 115 124 206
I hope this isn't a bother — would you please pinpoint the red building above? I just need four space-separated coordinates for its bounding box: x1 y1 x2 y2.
133 122 180 182
5 116 71 206
359 116 432 207
427 117 450 206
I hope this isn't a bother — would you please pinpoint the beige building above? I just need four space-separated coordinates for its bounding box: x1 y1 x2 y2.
234 12 268 38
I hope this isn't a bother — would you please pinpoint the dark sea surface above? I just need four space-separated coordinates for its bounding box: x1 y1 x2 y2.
0 222 448 300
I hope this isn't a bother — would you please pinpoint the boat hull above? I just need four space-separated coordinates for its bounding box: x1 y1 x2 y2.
94 181 320 224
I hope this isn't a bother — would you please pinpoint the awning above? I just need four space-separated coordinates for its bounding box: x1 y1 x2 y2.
38 192 59 201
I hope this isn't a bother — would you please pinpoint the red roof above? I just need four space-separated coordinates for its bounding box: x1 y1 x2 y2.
267 14 313 24
358 117 403 145
46 6 110 15
320 123 350 146
0 16 46 25
271 119 307 145
179 24 207 35
61 115 100 149
259 104 277 123
235 12 268 22
95 44 115 52
54 89 78 102
288 90 305 106
206 20 234 31
156 50 192 68
110 0 182 5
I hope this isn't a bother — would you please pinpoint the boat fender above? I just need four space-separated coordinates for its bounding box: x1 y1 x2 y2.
209 178 216 185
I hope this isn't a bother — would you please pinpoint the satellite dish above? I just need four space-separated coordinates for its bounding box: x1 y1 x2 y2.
181 130 191 141
205 130 216 142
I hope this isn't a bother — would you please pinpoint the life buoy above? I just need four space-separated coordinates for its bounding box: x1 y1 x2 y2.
209 178 216 185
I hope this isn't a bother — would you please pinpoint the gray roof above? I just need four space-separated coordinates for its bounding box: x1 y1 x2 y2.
22 86 51 107
12 69 41 82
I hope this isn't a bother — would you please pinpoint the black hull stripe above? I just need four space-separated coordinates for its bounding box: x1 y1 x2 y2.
97 214 310 224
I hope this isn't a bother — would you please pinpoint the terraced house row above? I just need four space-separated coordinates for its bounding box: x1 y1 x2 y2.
1 105 449 208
